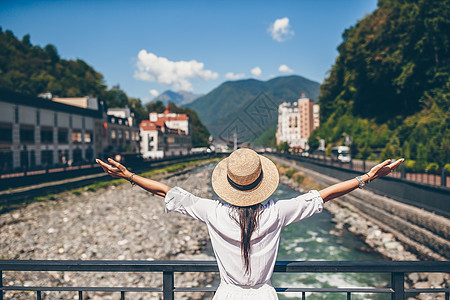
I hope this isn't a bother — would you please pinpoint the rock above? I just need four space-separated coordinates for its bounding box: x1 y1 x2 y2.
427 273 445 287
414 281 431 289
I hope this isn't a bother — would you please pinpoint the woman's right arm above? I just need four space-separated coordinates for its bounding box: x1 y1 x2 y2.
96 158 171 197
319 158 404 203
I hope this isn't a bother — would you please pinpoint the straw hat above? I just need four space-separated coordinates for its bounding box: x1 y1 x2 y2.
212 148 279 207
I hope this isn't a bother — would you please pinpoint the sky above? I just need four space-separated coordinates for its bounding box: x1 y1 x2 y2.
1 0 378 102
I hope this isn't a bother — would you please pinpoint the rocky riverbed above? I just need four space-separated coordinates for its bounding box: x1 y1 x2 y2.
280 174 449 300
0 166 217 300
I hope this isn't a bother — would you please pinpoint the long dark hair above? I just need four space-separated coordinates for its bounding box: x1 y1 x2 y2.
230 204 262 274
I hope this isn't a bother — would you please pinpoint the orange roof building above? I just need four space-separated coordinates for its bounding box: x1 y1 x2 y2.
139 106 191 159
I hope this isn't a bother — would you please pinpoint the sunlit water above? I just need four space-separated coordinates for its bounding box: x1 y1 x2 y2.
271 183 390 300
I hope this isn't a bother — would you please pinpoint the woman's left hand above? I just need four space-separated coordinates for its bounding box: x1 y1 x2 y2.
368 158 404 181
96 158 132 180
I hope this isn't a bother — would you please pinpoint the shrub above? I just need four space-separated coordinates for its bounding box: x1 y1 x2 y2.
425 163 439 173
285 168 296 179
444 164 450 173
404 160 416 171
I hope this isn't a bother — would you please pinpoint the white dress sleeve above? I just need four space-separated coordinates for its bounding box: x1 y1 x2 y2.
164 186 219 223
275 190 324 227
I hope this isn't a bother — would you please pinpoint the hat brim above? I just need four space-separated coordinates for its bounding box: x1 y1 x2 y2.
211 154 279 207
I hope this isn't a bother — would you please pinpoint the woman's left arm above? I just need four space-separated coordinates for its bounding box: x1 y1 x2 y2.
319 158 404 203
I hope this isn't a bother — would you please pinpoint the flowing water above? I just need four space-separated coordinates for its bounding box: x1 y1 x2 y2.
271 182 390 300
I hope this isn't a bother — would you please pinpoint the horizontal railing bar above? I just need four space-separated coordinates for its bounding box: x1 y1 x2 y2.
275 288 393 293
1 286 161 292
406 288 450 293
1 260 449 273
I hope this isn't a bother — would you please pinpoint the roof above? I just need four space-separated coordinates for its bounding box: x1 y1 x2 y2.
139 120 159 131
0 88 103 118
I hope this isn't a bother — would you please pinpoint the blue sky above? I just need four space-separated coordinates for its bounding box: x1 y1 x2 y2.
1 0 378 102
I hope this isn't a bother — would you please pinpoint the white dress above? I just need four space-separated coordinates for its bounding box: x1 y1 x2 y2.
165 187 324 299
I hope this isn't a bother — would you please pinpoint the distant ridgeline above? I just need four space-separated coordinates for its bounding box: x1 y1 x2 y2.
0 28 210 147
186 75 320 146
309 0 449 171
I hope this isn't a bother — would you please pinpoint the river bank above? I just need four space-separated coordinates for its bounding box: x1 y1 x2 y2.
0 164 217 300
277 165 449 300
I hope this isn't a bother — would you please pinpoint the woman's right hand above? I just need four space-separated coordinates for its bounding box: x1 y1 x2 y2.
368 158 404 181
96 158 132 180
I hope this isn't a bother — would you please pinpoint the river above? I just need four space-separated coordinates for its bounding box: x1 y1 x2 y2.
271 182 390 300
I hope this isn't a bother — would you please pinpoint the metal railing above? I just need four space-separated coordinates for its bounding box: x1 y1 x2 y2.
1 260 449 299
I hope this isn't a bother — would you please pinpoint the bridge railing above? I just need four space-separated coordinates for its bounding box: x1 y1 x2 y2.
1 260 449 300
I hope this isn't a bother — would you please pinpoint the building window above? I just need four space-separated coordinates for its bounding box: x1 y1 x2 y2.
41 150 54 167
41 127 53 144
125 131 130 140
58 129 68 144
84 131 92 144
72 131 82 144
0 151 13 172
0 124 12 144
111 130 116 139
20 126 35 143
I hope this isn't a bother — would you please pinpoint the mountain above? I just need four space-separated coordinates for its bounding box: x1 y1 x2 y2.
153 90 203 106
186 75 319 143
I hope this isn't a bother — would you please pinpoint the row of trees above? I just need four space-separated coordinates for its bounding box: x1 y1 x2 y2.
0 28 210 147
308 0 449 171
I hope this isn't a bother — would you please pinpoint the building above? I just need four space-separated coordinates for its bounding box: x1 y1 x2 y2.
276 94 320 150
140 107 191 159
0 89 103 172
276 101 301 148
105 107 140 156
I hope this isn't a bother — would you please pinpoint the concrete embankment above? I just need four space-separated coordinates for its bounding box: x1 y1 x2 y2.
0 165 217 300
270 155 449 299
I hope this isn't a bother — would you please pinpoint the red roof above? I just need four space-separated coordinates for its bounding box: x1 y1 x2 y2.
140 113 188 131
139 120 159 131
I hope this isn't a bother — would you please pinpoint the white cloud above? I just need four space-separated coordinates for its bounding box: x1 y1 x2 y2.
251 66 262 77
278 64 294 73
149 89 159 98
268 17 294 42
225 72 245 80
134 50 219 91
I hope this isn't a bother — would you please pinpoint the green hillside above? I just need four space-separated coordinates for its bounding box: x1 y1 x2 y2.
310 0 449 170
187 75 319 142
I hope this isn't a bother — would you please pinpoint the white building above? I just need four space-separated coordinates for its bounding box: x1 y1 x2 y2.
140 107 191 159
276 101 302 148
276 94 320 150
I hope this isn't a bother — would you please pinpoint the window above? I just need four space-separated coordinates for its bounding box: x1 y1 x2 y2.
0 151 13 172
84 131 92 144
58 129 68 144
111 130 116 139
41 128 53 143
41 150 54 166
125 131 130 140
20 126 35 143
72 131 82 144
0 124 12 144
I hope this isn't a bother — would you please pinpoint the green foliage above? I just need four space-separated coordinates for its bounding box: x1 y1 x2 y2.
405 160 416 171
252 125 277 147
285 168 296 179
426 163 439 173
444 164 450 173
313 0 449 168
145 100 165 113
276 141 290 153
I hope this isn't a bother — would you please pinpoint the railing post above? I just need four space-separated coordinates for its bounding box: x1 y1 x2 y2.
163 271 174 300
391 272 404 300
1 270 3 300
401 164 406 180
363 160 366 173
441 168 446 187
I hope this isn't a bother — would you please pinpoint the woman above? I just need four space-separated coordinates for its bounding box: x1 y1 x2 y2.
96 148 403 299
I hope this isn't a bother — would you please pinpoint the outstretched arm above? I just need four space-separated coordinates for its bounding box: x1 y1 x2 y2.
96 158 171 197
319 159 404 203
